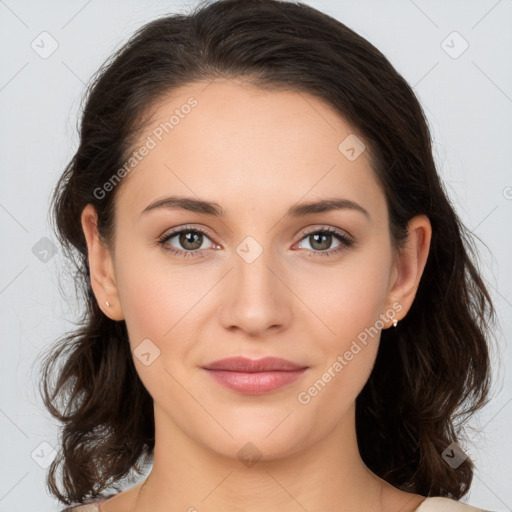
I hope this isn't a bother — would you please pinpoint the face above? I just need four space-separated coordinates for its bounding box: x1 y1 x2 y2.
95 78 406 461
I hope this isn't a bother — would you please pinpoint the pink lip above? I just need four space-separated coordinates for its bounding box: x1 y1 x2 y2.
202 357 308 394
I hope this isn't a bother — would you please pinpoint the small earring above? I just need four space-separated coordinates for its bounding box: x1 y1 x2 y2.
105 301 111 307
392 317 398 328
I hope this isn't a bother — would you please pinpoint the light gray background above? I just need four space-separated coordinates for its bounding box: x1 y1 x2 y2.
0 1 511 511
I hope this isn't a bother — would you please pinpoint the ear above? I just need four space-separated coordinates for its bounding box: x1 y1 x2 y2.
385 214 432 326
81 204 124 321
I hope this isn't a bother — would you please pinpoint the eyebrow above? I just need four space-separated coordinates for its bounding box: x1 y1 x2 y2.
141 195 370 219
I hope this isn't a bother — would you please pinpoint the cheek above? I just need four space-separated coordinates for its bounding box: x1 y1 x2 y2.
114 241 210 344
113 252 197 409
297 249 392 392
116 265 168 345
300 250 393 343
295 272 388 432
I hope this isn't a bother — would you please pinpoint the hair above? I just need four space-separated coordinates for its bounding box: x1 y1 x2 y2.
39 0 495 506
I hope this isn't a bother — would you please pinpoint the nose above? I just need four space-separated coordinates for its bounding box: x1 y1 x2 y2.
219 244 292 337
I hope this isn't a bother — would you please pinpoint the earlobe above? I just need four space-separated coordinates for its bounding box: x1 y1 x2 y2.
81 204 124 321
386 214 432 326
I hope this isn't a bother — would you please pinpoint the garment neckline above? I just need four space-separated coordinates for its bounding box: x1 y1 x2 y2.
414 497 430 511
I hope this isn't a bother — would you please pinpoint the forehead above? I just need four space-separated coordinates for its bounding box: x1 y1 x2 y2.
114 78 385 219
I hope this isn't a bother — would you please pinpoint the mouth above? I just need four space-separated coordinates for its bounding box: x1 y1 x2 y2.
201 357 309 394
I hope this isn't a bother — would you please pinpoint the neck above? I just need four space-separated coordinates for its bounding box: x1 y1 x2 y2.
133 403 386 512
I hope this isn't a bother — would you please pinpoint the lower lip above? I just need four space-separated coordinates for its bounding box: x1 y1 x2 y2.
202 368 307 394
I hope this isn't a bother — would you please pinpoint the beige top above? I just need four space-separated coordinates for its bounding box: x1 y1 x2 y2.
415 497 492 511
62 496 494 511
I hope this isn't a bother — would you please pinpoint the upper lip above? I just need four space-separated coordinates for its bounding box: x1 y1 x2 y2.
202 357 307 372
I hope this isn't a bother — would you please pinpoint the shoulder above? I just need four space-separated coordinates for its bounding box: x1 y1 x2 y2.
416 497 495 512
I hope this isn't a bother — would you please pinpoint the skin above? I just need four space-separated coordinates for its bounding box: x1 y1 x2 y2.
82 78 431 512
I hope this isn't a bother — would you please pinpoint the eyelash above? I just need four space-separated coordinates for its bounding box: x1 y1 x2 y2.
157 225 354 259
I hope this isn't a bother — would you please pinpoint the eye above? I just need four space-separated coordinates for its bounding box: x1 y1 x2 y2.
158 226 216 258
295 227 354 258
158 225 354 259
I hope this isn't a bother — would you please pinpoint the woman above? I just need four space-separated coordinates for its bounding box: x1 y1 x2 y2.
39 0 496 510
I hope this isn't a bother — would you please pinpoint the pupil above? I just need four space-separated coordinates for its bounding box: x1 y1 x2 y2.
312 233 331 250
180 231 202 250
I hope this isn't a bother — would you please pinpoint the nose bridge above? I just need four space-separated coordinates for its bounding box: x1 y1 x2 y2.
235 236 276 294
219 233 291 335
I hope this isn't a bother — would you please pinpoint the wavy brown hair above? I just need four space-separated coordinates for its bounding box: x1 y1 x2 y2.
39 0 495 506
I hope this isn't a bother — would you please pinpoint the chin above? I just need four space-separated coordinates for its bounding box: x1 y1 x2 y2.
193 413 314 464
